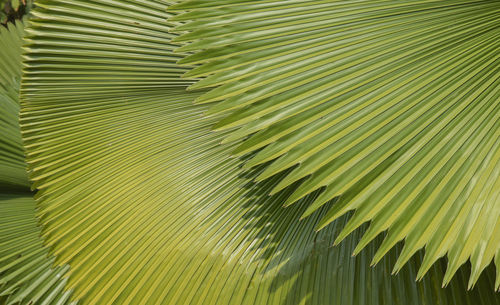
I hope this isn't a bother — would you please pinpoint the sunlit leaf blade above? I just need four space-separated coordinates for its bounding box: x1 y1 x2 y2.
169 0 500 287
0 19 75 305
19 86 500 305
17 0 500 304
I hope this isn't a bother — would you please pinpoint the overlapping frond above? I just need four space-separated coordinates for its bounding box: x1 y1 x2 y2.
168 0 500 288
0 19 28 189
17 1 500 304
0 19 74 305
22 0 194 103
20 84 500 305
0 194 75 305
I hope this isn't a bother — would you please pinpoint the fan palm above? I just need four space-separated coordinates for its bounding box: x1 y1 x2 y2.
167 0 500 289
0 0 498 304
0 19 75 305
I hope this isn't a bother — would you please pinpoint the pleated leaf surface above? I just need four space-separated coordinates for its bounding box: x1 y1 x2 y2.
0 19 75 305
18 1 500 305
0 19 29 190
20 86 500 304
168 0 500 288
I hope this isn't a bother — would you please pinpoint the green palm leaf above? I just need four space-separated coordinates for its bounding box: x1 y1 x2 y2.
0 194 75 305
0 19 75 305
168 0 500 288
15 0 500 304
0 19 28 190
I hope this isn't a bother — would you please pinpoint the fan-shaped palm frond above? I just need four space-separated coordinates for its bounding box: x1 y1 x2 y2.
168 0 500 288
14 1 500 305
0 19 74 305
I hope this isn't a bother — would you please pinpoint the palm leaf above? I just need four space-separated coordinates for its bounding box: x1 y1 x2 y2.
17 0 500 304
168 0 500 288
0 19 28 190
0 19 75 305
0 194 75 305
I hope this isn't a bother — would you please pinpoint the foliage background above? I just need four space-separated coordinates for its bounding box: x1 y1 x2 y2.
0 0 32 25
0 1 499 304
